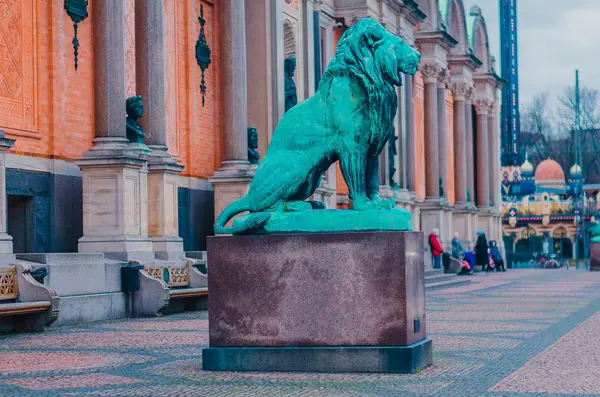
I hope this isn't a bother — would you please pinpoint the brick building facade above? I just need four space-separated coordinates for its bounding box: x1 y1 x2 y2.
0 0 503 323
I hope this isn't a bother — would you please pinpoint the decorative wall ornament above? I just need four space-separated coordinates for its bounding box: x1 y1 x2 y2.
195 5 212 107
388 135 399 189
64 0 89 70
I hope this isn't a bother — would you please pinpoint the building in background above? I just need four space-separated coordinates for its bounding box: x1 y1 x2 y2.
501 158 597 265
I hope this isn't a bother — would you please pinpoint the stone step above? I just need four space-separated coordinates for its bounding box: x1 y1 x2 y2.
425 276 471 292
425 269 443 277
425 273 460 284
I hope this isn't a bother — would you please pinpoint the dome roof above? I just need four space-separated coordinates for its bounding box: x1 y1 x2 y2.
521 159 534 172
570 164 582 175
535 159 565 182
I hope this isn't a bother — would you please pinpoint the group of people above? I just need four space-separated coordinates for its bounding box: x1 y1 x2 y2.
428 229 506 275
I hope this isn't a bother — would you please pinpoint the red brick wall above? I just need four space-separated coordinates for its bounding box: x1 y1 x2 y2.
0 0 221 180
1 0 95 160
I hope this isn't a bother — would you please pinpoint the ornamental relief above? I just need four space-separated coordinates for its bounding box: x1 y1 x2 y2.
0 0 36 134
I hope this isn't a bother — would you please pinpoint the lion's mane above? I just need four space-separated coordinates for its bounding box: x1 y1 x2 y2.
319 19 398 154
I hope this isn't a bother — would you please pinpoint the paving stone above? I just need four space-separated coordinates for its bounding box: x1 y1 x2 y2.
0 270 600 396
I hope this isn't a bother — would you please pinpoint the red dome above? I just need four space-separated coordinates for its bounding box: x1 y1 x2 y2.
535 159 565 182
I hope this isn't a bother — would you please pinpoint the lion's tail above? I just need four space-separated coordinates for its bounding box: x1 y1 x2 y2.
214 196 270 235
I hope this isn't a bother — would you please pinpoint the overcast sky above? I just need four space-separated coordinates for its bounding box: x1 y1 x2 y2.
463 0 600 106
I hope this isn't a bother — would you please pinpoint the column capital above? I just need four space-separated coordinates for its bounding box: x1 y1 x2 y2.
450 82 473 101
474 98 494 116
437 68 450 88
419 62 446 84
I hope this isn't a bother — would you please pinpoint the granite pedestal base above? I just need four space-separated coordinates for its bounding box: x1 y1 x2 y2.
204 231 432 373
203 339 432 373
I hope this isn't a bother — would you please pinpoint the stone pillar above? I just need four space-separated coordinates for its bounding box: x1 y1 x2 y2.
89 0 129 152
135 0 185 259
437 76 448 202
246 0 284 155
77 0 153 261
475 100 491 209
405 74 415 195
450 83 472 247
451 83 468 206
210 0 255 220
488 113 497 211
0 131 14 260
421 64 440 202
465 97 475 206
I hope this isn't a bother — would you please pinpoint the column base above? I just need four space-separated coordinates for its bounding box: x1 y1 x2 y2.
0 233 13 255
210 163 256 223
453 211 474 248
78 236 155 262
393 189 413 203
76 152 152 262
152 236 185 261
147 159 185 260
203 340 433 374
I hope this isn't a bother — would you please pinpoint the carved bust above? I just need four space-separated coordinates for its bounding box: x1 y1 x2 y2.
248 127 260 165
284 57 298 113
126 95 146 144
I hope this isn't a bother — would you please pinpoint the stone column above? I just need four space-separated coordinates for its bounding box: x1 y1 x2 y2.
421 64 440 202
465 96 475 206
77 0 153 261
246 0 284 155
437 75 448 202
89 0 129 152
0 131 14 261
475 100 491 209
451 83 468 206
420 64 447 251
405 74 415 195
135 0 185 260
210 0 255 220
488 113 497 210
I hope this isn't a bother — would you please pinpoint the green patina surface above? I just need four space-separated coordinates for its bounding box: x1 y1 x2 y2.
214 19 421 235
232 209 413 234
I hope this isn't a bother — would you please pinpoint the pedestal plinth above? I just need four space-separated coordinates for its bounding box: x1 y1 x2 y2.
76 155 153 262
203 231 432 373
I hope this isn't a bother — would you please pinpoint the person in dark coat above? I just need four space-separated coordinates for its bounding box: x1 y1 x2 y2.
475 230 489 271
489 240 506 272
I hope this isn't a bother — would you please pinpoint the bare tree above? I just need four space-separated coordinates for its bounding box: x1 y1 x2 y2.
520 87 600 183
520 92 555 164
556 86 600 182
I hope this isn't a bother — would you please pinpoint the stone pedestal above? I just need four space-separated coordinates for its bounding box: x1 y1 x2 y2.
0 133 15 260
77 155 154 262
209 167 256 224
476 211 493 237
203 231 432 373
147 161 185 260
453 210 474 248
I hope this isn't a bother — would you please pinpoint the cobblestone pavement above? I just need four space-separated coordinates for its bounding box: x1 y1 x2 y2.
2 270 600 396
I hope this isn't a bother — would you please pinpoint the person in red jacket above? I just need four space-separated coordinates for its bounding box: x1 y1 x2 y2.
429 228 443 269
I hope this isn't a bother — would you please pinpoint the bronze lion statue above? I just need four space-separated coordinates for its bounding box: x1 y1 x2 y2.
215 18 421 234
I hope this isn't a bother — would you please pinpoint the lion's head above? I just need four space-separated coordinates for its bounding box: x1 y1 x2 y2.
324 18 420 90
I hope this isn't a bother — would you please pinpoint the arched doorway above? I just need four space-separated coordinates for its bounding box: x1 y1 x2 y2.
552 226 572 258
